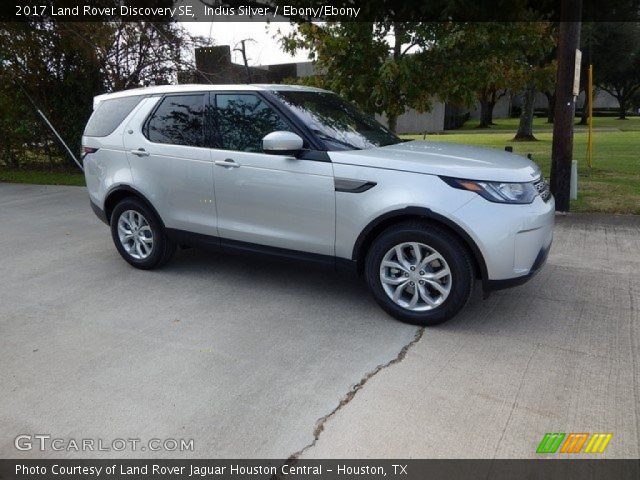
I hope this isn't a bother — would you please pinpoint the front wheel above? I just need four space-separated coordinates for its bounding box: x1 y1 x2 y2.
364 221 474 326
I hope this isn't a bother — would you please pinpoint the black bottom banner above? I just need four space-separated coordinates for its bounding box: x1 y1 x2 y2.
1 459 640 480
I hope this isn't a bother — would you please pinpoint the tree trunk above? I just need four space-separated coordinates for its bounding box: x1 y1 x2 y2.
478 99 496 128
513 82 537 141
618 95 627 119
45 140 54 169
4 144 18 169
487 101 496 125
387 22 402 135
578 88 590 125
387 114 398 133
545 91 555 123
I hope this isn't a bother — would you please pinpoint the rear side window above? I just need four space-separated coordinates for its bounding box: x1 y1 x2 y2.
84 96 142 137
145 94 205 147
214 94 290 152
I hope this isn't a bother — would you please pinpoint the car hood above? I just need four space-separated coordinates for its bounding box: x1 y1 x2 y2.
328 140 541 182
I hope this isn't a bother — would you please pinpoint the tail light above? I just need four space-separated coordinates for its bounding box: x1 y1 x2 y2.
81 146 99 159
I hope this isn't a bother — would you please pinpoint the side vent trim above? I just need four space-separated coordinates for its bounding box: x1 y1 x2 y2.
334 178 377 193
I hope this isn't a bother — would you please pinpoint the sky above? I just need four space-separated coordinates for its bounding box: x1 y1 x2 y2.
182 22 311 66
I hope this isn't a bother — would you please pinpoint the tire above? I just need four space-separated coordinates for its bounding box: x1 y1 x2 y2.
110 197 176 270
364 221 474 326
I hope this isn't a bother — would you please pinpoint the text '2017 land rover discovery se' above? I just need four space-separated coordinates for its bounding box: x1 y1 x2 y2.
82 84 554 326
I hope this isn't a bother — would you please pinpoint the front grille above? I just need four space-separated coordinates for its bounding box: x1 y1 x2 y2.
534 177 551 202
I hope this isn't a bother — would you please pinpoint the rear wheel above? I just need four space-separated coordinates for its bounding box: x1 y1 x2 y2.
365 221 474 326
110 198 176 269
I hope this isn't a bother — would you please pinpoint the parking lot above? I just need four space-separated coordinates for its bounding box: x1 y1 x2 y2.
1 183 638 458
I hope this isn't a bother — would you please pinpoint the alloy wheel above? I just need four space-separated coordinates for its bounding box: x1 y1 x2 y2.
117 210 154 260
379 242 452 311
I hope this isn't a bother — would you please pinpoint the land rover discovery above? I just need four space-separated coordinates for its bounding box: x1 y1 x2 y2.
82 84 554 325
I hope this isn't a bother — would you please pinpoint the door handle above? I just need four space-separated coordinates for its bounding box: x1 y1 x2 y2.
130 148 149 157
214 159 241 168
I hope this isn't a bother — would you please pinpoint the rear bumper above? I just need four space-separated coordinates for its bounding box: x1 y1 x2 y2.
90 200 109 225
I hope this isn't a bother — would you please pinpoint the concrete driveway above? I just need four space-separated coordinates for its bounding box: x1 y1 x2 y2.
1 183 638 459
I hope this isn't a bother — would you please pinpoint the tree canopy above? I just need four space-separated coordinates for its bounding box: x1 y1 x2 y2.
279 22 447 132
0 20 196 169
582 22 640 119
278 21 557 134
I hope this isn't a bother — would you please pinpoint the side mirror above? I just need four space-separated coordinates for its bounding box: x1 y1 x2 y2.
262 131 304 157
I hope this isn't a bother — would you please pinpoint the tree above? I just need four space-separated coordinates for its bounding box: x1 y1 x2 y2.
0 21 103 169
427 22 556 131
0 72 36 169
544 89 556 123
632 88 640 112
577 22 596 125
278 22 452 133
427 23 517 129
587 22 640 119
512 22 557 140
0 19 197 168
67 21 196 91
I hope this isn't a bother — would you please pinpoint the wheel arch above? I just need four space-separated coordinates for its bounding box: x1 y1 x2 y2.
352 207 488 281
103 185 164 227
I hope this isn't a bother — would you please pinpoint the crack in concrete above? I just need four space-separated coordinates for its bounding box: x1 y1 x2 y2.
287 326 425 461
491 342 540 460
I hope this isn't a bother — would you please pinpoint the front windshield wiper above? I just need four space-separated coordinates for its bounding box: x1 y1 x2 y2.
312 130 361 150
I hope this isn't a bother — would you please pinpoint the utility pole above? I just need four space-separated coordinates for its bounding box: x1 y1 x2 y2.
550 0 583 212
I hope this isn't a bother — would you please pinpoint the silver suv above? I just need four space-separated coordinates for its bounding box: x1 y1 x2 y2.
82 84 554 325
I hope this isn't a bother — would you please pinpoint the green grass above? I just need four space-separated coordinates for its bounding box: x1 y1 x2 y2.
456 116 640 133
403 117 640 214
0 169 85 186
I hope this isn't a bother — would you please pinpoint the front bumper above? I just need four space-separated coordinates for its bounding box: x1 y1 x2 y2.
483 242 551 291
451 194 555 291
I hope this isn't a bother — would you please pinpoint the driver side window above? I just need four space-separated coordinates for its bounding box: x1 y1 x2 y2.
214 94 290 152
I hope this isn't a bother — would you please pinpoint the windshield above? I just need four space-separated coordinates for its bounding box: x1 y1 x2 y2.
272 90 401 151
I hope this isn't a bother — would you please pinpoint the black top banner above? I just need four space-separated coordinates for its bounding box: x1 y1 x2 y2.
2 0 640 22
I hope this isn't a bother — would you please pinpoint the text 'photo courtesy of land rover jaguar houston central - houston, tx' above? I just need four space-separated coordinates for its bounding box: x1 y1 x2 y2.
82 84 554 325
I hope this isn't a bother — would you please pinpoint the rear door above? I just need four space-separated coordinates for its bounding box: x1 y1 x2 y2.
123 93 217 237
210 92 335 256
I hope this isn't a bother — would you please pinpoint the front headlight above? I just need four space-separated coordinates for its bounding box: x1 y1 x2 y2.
441 176 538 204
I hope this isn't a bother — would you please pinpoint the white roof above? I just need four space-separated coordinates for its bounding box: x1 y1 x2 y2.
93 84 329 108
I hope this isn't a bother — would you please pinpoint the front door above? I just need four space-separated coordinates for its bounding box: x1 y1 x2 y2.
210 93 335 257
